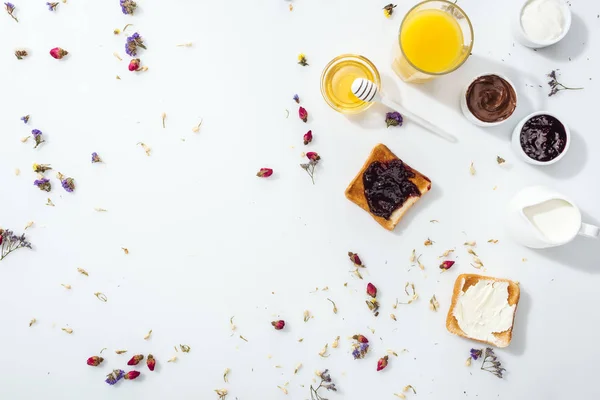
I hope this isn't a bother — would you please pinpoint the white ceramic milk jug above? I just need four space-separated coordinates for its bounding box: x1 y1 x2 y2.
506 186 599 249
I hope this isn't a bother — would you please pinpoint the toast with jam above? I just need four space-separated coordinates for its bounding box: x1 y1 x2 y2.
345 144 431 231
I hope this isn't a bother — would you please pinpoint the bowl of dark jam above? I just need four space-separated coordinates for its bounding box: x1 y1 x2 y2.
511 111 570 165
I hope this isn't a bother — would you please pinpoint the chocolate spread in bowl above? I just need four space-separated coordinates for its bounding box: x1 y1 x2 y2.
466 75 517 123
520 114 567 162
362 160 421 220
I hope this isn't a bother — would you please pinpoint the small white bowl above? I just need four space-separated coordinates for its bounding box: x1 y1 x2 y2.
460 73 518 127
511 111 571 165
513 0 572 49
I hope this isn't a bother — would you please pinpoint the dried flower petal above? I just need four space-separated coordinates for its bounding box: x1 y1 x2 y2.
256 168 273 178
331 336 340 348
429 295 439 311
469 162 476 175
303 310 311 322
62 327 73 334
298 106 308 122
377 355 389 371
366 282 377 298
87 356 104 366
29 318 36 327
439 260 455 270
394 394 406 399
161 112 166 128
143 329 152 340
318 343 329 358
137 142 151 156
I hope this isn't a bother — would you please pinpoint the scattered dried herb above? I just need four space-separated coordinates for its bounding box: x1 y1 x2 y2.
351 334 370 359
33 163 52 173
46 2 58 11
15 50 27 59
239 335 248 342
147 354 156 371
46 198 54 206
192 119 203 132
137 142 151 156
20 114 29 124
297 53 308 66
390 313 397 321
488 239 499 244
400 282 418 304
464 241 476 246
32 129 44 148
0 228 32 261
87 356 104 366
115 349 128 354
377 355 389 371
294 363 301 374
383 3 397 18
77 268 89 276
404 385 417 394
215 389 228 400
167 356 177 362
62 327 73 334
331 336 340 348
429 295 439 311
223 368 230 382
475 347 506 378
256 168 273 178
229 316 236 332
143 329 151 340
61 283 71 289
327 298 338 314
300 152 320 184
121 247 129 254
319 343 329 358
385 111 403 127
161 112 166 128
34 178 51 192
176 42 193 47
496 156 505 165
120 0 137 15
303 310 311 322
430 219 439 223
94 292 107 302
49 47 68 59
4 2 17 22
125 32 146 57
310 370 337 400
547 70 583 97
180 344 191 353
277 385 288 394
303 130 313 145
105 369 125 385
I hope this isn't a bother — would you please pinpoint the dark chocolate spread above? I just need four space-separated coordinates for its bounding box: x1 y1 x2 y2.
363 159 421 220
520 114 567 162
466 75 517 123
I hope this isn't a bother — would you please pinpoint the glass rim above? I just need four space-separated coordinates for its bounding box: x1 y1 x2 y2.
320 54 381 114
398 0 474 76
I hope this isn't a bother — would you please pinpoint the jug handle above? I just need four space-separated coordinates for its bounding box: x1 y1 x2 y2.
579 223 600 239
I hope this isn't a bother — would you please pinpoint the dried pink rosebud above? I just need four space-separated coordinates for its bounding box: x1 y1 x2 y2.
124 370 141 380
128 58 141 71
87 356 104 366
306 152 320 162
439 260 455 270
271 320 285 330
353 334 369 344
303 130 313 145
366 283 377 298
298 106 308 123
377 355 389 371
256 168 273 178
127 354 144 366
147 354 156 371
49 47 68 59
348 252 362 266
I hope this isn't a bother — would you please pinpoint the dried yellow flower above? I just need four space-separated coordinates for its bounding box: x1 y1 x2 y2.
137 142 151 156
215 388 228 399
115 349 127 354
61 283 71 289
277 386 288 395
404 385 417 394
488 239 499 244
424 238 434 246
144 329 152 340
469 161 476 175
46 198 55 207
390 313 397 321
24 221 33 230
113 52 122 61
318 343 329 358
465 357 472 366
29 318 36 327
113 28 121 35
192 119 203 133
62 327 73 334
168 356 177 363
294 363 302 374
180 344 191 353
331 336 340 349
223 368 230 382
121 247 129 255
77 268 89 276
303 310 311 322
429 295 439 311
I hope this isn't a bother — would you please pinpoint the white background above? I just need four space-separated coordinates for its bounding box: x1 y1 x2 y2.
1 0 599 399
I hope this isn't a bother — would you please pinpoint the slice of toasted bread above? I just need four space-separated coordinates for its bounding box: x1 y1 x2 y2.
345 144 431 231
446 274 520 348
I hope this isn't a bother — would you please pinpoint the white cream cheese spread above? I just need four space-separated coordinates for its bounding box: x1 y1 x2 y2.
453 279 516 346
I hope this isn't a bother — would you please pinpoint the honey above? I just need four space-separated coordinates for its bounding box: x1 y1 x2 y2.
321 54 380 114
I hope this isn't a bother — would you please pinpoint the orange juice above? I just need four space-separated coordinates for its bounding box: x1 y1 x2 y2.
400 9 464 73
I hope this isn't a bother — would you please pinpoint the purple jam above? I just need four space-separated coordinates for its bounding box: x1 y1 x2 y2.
520 114 567 162
363 159 421 220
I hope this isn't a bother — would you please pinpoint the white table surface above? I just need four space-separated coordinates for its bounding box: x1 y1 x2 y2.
1 0 599 399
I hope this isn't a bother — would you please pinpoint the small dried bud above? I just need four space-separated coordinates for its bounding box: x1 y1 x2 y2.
439 260 455 270
298 106 308 122
124 371 141 380
377 355 389 371
128 58 141 71
271 320 285 330
348 251 363 267
366 282 377 298
306 152 320 162
49 47 68 59
303 130 313 145
256 168 273 178
465 357 472 366
87 356 104 366
147 354 156 371
127 354 144 366
353 334 369 344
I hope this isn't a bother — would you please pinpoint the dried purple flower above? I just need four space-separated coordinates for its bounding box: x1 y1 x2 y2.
20 115 29 123
125 32 146 57
105 369 125 385
31 129 45 148
0 228 32 261
351 335 370 359
4 2 18 22
385 111 403 127
547 70 583 97
61 177 75 192
34 178 51 192
293 94 300 103
91 152 102 163
46 2 58 11
470 348 482 360
480 348 506 378
311 369 337 399
300 152 320 184
120 0 137 15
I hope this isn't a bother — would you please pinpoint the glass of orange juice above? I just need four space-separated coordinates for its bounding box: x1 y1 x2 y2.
392 0 474 83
